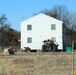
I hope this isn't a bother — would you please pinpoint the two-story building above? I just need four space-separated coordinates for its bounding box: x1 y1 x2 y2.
21 13 66 50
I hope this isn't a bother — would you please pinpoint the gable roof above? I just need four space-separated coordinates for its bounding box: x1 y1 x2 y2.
21 13 62 24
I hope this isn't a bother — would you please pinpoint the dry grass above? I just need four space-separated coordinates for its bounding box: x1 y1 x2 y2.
0 52 76 75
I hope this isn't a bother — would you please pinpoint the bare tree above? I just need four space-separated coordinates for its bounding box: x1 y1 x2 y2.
0 14 20 46
40 5 71 27
0 14 7 27
70 13 76 30
70 13 76 46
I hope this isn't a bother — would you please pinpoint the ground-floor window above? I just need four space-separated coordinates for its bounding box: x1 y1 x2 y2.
27 37 32 43
51 37 56 42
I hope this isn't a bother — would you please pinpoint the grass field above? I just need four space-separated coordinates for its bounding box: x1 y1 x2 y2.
0 52 76 75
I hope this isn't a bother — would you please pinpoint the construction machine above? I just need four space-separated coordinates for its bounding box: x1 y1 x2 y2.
42 39 59 52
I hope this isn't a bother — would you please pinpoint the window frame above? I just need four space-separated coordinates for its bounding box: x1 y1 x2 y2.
51 24 56 30
27 25 32 30
51 37 56 42
27 37 32 43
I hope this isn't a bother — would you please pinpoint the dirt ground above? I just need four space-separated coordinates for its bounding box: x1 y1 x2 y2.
0 52 76 75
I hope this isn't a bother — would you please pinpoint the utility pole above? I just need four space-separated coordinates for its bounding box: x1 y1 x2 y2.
72 40 74 75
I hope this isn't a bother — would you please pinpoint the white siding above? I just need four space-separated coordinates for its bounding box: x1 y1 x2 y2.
21 13 63 50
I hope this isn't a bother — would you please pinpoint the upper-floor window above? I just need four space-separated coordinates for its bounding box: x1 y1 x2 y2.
51 24 56 30
27 25 32 30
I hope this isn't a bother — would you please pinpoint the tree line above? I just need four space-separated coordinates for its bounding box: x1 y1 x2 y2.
0 14 20 46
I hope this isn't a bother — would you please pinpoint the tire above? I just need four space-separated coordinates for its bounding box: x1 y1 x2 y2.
42 45 46 52
52 44 57 52
8 48 14 54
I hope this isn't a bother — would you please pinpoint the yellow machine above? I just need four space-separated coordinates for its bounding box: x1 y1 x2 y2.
74 68 76 75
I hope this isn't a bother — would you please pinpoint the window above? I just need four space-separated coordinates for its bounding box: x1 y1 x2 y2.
27 37 32 43
51 37 56 42
51 24 56 30
27 25 32 30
